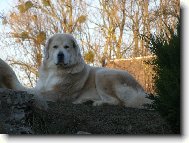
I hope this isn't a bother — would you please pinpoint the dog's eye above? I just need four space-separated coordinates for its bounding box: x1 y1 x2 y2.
64 45 69 49
53 45 58 49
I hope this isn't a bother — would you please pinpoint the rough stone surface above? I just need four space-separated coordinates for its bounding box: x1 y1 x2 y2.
0 88 33 134
0 89 174 135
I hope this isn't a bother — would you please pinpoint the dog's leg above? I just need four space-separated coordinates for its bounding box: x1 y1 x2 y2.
92 98 119 106
72 91 100 105
92 88 119 106
93 72 120 106
32 93 48 110
25 88 48 110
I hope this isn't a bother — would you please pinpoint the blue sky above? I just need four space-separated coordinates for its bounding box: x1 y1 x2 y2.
0 0 14 30
0 0 13 12
0 0 14 60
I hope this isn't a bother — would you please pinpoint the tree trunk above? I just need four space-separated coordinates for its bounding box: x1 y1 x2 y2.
133 12 139 57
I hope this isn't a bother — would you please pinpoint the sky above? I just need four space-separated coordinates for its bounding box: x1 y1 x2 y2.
0 0 14 27
0 0 14 60
0 0 13 12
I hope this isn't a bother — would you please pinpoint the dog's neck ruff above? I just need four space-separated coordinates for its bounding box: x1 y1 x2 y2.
41 59 86 75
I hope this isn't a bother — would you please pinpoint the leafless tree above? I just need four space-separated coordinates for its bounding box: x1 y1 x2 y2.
0 0 180 85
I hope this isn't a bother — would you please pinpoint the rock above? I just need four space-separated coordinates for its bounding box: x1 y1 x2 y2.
0 88 174 135
76 131 91 134
0 88 34 134
32 102 174 134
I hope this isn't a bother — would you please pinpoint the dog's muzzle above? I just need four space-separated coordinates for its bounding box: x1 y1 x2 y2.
56 52 65 65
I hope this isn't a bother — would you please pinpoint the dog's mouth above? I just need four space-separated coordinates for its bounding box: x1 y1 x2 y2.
55 52 66 66
56 62 68 67
56 59 68 66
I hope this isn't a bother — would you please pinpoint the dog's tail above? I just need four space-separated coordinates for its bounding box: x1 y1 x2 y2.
0 58 26 91
0 58 48 110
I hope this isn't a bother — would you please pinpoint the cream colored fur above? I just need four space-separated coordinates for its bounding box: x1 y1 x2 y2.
0 33 151 108
35 33 151 108
0 58 48 110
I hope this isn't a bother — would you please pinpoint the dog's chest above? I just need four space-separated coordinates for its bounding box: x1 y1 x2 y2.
37 67 88 95
42 72 61 91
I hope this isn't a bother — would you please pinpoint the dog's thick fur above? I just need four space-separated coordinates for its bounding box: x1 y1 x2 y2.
0 34 151 108
0 58 23 90
38 33 151 107
0 58 48 110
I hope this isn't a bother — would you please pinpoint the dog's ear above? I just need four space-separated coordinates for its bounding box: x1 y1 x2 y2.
72 38 81 54
69 36 85 74
72 38 78 49
44 37 52 59
70 53 85 74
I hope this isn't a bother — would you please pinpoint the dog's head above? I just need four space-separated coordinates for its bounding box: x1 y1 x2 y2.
44 33 84 73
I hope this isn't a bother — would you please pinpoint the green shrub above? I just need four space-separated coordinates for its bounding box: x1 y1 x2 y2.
148 22 180 133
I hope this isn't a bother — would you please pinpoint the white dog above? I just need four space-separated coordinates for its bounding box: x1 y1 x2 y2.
33 33 151 108
0 34 151 108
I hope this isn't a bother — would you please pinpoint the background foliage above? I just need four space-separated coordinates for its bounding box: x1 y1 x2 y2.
0 0 179 87
148 21 180 133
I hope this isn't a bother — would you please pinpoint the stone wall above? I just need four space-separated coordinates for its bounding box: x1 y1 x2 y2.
106 56 155 93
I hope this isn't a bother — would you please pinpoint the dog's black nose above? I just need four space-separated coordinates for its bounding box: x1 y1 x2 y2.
57 52 64 62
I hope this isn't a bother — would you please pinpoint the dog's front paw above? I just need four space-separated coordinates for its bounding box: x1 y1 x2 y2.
32 95 48 111
72 100 82 104
92 101 104 106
